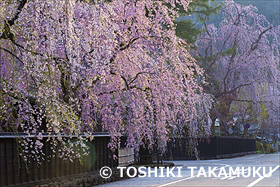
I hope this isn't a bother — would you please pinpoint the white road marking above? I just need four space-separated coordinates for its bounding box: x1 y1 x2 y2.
246 165 280 187
227 176 237 180
157 175 197 187
246 154 264 160
220 176 228 180
157 165 230 187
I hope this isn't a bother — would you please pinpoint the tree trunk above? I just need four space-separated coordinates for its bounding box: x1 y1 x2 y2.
210 95 233 135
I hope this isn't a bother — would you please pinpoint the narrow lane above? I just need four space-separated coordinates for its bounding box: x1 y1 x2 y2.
96 153 280 187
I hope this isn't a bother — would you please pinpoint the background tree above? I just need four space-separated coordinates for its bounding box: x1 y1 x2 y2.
192 0 280 135
0 0 212 161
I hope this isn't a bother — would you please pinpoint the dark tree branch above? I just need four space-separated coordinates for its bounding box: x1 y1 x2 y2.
0 0 27 39
128 71 152 85
204 24 238 74
223 34 238 93
218 80 257 98
9 39 68 66
120 37 139 51
0 46 23 65
0 47 39 88
8 0 27 26
203 8 243 74
108 37 140 65
249 26 273 52
120 75 129 89
10 39 40 55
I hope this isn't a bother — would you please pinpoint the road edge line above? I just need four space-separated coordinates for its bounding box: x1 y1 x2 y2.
246 165 280 187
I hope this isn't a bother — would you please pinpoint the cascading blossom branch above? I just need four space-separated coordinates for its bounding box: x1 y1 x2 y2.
0 0 212 161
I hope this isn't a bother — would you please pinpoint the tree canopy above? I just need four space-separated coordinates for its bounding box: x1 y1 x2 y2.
0 0 212 161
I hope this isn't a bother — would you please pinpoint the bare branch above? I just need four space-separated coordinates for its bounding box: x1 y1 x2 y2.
120 75 129 89
249 26 273 53
128 71 152 85
120 37 139 51
0 0 27 39
108 37 140 65
8 0 27 27
0 46 23 65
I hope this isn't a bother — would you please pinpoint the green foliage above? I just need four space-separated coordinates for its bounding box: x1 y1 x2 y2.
260 103 269 119
177 0 221 17
263 143 271 154
220 46 237 56
175 20 201 45
256 141 264 153
175 0 222 46
188 0 221 21
256 141 276 154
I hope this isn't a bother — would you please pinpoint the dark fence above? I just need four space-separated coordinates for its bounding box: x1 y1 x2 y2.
164 136 256 160
0 133 118 187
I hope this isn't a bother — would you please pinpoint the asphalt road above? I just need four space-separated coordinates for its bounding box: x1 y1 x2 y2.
96 153 280 187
